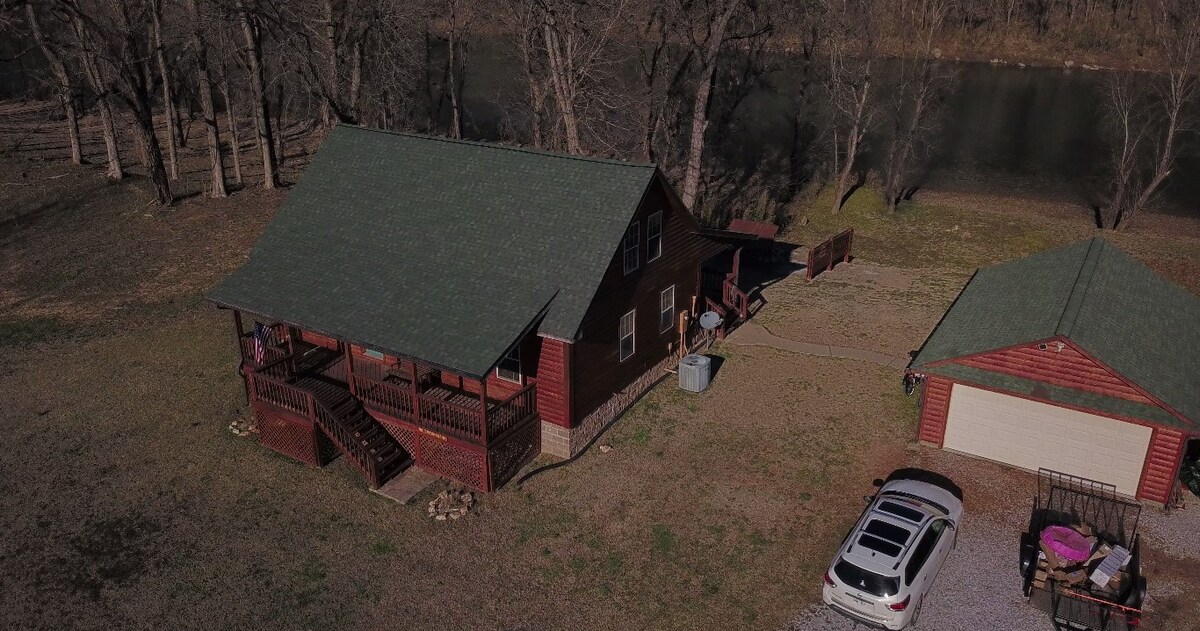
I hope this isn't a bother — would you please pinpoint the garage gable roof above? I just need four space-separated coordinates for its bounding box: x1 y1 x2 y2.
912 238 1200 428
209 125 658 377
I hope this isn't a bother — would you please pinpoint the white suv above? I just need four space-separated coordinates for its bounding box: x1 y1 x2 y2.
822 471 964 629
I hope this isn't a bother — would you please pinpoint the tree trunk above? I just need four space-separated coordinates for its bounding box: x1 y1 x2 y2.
542 12 581 154
348 38 363 120
26 5 82 165
680 69 714 210
322 0 338 128
680 1 739 211
830 126 859 214
238 2 278 189
185 0 226 198
73 17 123 179
151 1 180 180
220 80 244 186
447 15 463 139
275 81 286 171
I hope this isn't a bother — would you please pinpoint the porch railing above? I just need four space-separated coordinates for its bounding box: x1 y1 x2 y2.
353 374 416 421
418 393 482 442
487 383 537 441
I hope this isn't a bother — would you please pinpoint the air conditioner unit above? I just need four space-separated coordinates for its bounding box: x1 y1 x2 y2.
679 354 712 393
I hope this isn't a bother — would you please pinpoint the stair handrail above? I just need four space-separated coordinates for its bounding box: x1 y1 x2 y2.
249 370 381 486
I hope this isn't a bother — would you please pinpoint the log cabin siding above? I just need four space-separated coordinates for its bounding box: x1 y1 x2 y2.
536 337 571 428
570 177 714 424
917 375 952 447
950 337 1154 405
1137 426 1186 504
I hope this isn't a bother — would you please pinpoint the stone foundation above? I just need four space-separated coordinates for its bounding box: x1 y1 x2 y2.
540 353 676 458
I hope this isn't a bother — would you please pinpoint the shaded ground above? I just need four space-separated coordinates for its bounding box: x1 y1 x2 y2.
3 126 1200 630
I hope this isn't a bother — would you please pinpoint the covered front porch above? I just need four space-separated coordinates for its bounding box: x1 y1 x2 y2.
234 314 540 491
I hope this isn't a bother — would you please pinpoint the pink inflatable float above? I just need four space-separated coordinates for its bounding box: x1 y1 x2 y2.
1040 525 1093 562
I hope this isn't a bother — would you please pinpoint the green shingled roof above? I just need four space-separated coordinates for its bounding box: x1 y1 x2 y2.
912 237 1200 429
209 125 658 377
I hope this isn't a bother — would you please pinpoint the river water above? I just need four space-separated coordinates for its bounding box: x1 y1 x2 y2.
464 51 1199 215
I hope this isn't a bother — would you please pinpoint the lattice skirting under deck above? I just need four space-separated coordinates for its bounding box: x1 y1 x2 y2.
255 405 321 467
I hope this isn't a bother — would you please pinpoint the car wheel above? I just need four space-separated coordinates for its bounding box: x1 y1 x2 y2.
908 597 922 627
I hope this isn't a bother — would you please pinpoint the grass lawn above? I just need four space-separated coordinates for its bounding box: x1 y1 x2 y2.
2 157 1199 630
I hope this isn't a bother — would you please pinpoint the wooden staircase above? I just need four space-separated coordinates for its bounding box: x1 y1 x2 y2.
289 375 410 488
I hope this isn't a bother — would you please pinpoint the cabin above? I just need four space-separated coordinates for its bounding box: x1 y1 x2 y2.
908 238 1200 505
208 126 735 491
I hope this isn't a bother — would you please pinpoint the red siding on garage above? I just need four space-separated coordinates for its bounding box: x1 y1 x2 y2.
950 337 1154 405
917 376 952 447
536 337 572 428
1137 427 1186 504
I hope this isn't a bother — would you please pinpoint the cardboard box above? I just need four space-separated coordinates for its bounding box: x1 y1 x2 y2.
1088 543 1114 564
1040 541 1064 570
1073 523 1094 538
1064 570 1088 585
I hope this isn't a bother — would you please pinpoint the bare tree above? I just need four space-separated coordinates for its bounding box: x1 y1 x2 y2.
826 0 878 213
1098 0 1199 229
64 0 173 203
185 0 226 197
150 0 179 180
236 0 278 188
676 0 768 210
536 0 629 155
502 0 552 148
24 3 83 165
219 74 243 185
878 0 955 212
69 6 122 179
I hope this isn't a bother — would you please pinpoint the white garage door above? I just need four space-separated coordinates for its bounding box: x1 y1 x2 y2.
944 384 1152 496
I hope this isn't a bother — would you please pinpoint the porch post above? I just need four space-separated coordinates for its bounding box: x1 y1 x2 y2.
233 310 245 361
344 343 357 396
410 360 420 421
479 378 489 444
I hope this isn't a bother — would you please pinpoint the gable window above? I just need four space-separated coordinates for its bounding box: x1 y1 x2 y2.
647 211 663 262
659 285 675 333
623 221 640 275
496 347 522 383
619 309 636 361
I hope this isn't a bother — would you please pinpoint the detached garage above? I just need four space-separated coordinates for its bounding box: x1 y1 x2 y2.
909 238 1199 504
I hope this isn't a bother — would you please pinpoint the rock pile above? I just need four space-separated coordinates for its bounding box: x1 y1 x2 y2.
229 417 257 437
428 489 474 521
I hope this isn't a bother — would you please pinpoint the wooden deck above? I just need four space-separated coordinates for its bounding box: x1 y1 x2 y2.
239 333 540 491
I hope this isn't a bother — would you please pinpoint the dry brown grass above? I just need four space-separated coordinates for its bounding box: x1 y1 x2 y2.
3 133 1200 631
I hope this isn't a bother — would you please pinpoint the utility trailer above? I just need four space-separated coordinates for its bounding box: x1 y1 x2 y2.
1019 470 1148 631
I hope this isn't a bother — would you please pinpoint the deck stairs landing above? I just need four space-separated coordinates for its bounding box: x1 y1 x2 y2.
293 376 410 488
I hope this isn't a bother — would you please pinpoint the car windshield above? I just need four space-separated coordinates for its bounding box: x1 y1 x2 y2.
834 559 901 597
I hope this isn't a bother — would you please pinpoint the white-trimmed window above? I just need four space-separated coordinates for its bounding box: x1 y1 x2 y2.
619 309 636 361
647 211 663 262
659 285 675 333
496 347 522 383
623 221 640 275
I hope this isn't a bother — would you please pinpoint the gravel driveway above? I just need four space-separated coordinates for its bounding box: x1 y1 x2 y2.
784 515 1051 631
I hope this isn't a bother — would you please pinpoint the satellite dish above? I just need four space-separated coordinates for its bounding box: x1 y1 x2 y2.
699 311 722 330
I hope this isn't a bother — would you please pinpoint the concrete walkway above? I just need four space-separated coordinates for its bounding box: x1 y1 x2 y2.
725 322 910 369
372 466 439 504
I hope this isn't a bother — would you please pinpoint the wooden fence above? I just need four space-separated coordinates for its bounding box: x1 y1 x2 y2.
806 228 854 280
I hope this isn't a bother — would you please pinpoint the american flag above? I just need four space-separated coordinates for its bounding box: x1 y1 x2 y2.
252 322 272 364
